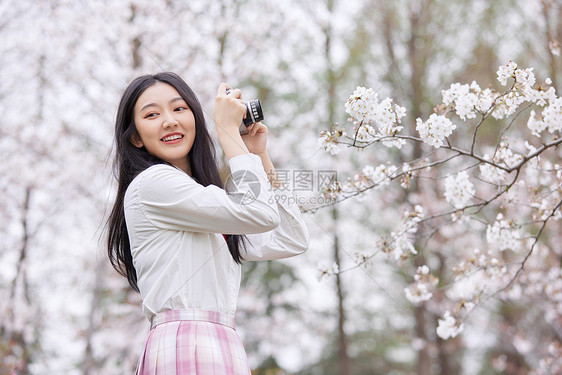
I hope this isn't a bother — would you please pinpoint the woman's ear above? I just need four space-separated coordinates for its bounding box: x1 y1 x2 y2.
130 132 144 148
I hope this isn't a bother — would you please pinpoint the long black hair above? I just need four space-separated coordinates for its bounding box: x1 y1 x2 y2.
107 72 245 292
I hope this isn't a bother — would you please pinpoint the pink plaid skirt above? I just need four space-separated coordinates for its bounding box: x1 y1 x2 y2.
136 309 251 375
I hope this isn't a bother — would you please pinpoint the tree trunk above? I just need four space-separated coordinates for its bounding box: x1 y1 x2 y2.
407 2 431 374
82 262 105 375
324 0 351 371
333 207 351 375
129 5 142 69
7 186 33 375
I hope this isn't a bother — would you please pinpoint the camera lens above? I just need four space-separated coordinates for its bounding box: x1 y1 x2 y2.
225 89 264 128
243 99 264 126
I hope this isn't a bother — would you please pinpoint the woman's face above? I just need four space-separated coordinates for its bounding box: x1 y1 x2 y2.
132 82 196 174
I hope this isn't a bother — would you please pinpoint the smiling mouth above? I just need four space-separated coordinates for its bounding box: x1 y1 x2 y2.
161 134 184 143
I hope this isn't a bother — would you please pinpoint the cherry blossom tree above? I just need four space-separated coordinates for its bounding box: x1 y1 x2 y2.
318 60 562 374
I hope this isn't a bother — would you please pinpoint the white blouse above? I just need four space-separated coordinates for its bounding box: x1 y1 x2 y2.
124 153 309 322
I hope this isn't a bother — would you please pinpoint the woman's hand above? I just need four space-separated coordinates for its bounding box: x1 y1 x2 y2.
214 83 247 136
214 83 250 159
242 122 268 156
214 83 269 160
244 123 280 187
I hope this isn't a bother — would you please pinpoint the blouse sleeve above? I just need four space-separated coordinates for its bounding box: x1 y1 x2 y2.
130 153 281 234
242 189 310 261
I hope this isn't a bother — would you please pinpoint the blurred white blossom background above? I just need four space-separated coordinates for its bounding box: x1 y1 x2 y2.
1 0 561 374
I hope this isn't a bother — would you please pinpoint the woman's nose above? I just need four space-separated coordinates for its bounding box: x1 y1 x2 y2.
162 114 178 129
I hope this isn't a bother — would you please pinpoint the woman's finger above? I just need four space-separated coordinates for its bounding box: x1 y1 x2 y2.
226 88 243 100
255 122 267 132
216 82 232 96
251 122 267 136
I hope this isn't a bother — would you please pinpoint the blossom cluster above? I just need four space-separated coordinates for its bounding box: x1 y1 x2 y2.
444 170 475 209
527 96 562 136
400 163 418 189
444 246 521 341
496 61 518 86
494 142 524 169
318 128 346 155
486 213 521 252
449 248 509 306
523 154 562 221
401 205 424 231
478 142 524 184
493 61 559 122
478 160 506 185
345 86 407 128
404 265 438 305
415 113 456 148
436 311 464 340
321 179 342 200
492 61 536 119
387 205 424 261
530 189 562 221
441 81 498 120
344 86 379 123
320 86 406 150
322 163 399 199
413 60 558 150
357 164 398 189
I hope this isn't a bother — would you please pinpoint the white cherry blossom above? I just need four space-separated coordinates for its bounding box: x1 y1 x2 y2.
497 60 518 86
415 114 456 148
444 171 475 208
486 213 521 251
436 311 464 340
404 265 438 305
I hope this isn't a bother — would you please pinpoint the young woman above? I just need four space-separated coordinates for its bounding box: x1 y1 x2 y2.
106 72 309 374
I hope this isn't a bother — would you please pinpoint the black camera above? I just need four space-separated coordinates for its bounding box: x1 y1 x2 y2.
226 89 264 134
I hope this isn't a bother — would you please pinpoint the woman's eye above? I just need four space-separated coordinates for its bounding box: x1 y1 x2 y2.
145 113 158 118
174 106 187 112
